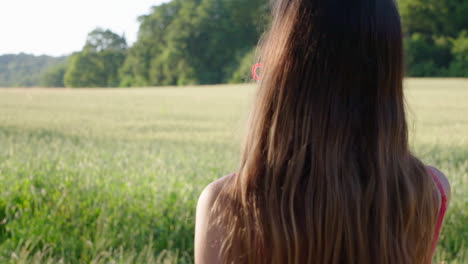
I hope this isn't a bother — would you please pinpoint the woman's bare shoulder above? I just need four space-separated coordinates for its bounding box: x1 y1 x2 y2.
198 173 235 206
195 173 235 264
425 165 451 200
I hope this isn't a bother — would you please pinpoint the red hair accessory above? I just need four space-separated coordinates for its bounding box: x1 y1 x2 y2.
251 63 263 81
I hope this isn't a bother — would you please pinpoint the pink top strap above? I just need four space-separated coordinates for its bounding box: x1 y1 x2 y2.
427 168 448 257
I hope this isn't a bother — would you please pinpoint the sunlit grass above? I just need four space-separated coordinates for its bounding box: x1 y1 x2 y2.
0 79 467 263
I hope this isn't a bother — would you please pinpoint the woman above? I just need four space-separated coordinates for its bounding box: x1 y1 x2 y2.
195 0 450 263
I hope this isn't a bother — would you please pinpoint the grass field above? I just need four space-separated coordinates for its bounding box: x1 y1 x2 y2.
0 79 467 263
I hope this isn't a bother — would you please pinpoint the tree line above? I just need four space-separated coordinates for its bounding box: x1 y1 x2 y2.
1 0 467 88
0 54 66 87
399 0 468 77
35 0 266 88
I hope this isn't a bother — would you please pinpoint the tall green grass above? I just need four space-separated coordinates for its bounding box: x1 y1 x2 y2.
0 79 467 263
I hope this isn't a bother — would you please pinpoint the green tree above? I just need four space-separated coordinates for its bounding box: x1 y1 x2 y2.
0 54 67 87
85 28 127 52
40 63 68 87
101 50 126 87
229 47 257 83
64 28 127 88
399 0 468 37
64 52 106 87
120 0 268 86
404 34 453 76
448 30 468 77
120 1 184 87
184 0 264 84
119 40 155 87
398 0 468 77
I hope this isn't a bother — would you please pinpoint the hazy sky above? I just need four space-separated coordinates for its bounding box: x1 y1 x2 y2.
0 0 170 56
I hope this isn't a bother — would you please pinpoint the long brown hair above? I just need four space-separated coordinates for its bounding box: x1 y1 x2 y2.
213 0 440 263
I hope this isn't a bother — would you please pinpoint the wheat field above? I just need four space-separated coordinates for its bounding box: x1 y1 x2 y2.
0 79 466 263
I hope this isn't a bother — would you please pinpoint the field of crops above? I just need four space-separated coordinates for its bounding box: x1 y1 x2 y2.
0 79 466 263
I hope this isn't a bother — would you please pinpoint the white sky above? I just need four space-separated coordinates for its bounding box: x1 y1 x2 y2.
0 0 170 56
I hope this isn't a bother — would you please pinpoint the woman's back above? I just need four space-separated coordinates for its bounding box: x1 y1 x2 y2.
196 167 450 263
195 0 451 263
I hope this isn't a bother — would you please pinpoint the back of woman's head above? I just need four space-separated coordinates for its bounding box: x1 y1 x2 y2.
214 0 440 263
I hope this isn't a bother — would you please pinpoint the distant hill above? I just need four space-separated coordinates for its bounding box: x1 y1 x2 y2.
0 53 67 87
